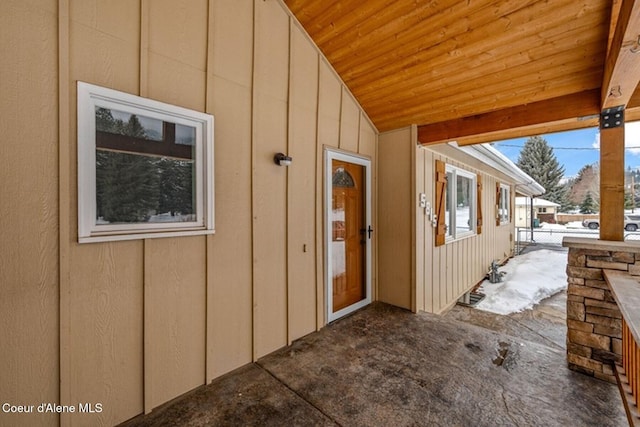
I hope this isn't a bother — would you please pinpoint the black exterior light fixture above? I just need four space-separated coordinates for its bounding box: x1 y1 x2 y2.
274 152 292 166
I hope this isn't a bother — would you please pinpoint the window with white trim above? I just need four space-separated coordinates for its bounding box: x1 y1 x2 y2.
77 82 215 243
445 165 476 239
499 184 510 224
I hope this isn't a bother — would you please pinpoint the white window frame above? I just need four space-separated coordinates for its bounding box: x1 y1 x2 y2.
499 184 510 225
445 165 476 241
77 81 215 243
324 148 372 323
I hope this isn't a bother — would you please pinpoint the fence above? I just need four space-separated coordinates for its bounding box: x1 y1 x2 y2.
555 213 599 224
515 226 640 254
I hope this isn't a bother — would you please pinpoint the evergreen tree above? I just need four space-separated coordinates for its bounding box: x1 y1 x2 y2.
625 190 634 210
557 182 575 213
516 136 566 206
580 192 597 214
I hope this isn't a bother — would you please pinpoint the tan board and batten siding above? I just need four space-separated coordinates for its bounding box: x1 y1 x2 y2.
1 1 377 426
379 127 515 314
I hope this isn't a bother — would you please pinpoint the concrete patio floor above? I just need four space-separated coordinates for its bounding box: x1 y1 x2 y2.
121 300 625 426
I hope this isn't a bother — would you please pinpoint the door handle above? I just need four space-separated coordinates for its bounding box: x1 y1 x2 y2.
367 225 373 239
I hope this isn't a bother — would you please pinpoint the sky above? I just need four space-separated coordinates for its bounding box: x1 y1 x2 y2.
491 121 640 179
475 249 566 315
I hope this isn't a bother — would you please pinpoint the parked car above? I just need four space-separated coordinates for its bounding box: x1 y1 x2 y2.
582 215 640 231
582 218 599 229
626 215 640 231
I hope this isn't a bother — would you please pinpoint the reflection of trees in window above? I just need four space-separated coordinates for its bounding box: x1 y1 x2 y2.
158 158 194 216
96 107 145 136
96 151 160 222
95 107 194 223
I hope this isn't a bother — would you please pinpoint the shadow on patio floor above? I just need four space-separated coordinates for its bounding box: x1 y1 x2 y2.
121 301 625 426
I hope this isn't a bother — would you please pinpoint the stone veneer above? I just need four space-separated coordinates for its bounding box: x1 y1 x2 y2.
563 237 640 383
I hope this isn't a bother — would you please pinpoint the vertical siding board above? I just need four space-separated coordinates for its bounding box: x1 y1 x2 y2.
287 23 319 342
414 144 425 313
59 0 72 423
451 239 458 300
146 0 207 112
206 0 254 380
317 60 341 147
0 3 60 426
144 238 207 410
424 149 434 313
447 243 453 304
69 0 141 95
440 241 447 311
315 59 341 326
71 0 140 44
67 0 145 424
143 0 208 411
147 0 207 71
472 225 477 289
456 241 462 298
252 0 290 358
69 243 144 425
339 89 360 153
359 116 378 301
209 0 254 87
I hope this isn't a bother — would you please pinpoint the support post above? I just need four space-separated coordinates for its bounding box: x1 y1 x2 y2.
599 106 625 241
530 196 535 242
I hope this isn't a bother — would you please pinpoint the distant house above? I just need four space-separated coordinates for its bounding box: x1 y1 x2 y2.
515 197 561 227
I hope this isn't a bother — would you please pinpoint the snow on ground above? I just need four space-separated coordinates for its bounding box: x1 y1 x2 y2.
564 221 585 229
538 222 565 230
474 249 567 315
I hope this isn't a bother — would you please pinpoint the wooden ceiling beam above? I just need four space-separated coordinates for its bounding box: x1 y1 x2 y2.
376 71 603 131
606 0 624 58
601 0 640 108
416 90 600 146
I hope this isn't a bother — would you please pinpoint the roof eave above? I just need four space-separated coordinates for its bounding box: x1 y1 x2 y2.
449 142 545 197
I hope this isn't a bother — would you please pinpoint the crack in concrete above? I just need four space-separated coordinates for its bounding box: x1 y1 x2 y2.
500 385 520 426
507 316 564 351
256 362 342 427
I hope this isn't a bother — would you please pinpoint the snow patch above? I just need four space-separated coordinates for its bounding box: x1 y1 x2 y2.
564 221 585 229
474 249 567 315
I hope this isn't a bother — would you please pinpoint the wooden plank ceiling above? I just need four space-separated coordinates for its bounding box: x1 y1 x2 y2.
284 0 640 144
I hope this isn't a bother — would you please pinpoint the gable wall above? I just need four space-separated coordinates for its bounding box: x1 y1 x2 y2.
0 1 377 425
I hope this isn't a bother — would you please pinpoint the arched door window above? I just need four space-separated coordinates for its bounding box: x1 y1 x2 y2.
332 167 355 188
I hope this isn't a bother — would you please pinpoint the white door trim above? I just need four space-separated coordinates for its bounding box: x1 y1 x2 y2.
325 148 372 322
